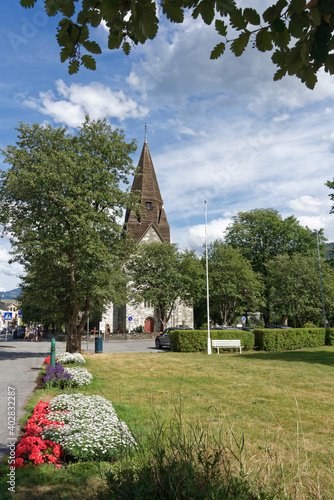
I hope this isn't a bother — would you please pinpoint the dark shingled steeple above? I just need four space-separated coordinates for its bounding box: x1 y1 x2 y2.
124 138 170 243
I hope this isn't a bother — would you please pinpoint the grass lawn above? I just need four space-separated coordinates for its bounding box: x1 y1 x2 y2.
1 347 333 499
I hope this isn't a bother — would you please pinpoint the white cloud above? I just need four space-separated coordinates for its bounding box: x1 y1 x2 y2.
23 80 149 127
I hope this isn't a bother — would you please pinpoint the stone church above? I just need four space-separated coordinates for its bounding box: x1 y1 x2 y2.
102 136 194 334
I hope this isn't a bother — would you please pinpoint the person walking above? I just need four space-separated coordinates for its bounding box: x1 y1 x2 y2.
23 326 30 342
33 325 38 342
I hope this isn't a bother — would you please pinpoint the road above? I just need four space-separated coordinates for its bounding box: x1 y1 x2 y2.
0 334 161 462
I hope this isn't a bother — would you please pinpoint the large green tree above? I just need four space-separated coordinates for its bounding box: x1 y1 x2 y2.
127 243 205 330
224 208 322 324
0 118 137 352
207 240 264 325
268 253 334 326
20 0 334 88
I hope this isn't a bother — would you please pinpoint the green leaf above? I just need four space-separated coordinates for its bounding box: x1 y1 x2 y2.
215 19 228 37
78 24 89 43
243 8 261 26
58 0 75 18
263 0 288 23
210 42 226 59
289 12 310 38
60 47 72 62
108 30 123 50
324 53 334 74
229 8 247 31
271 26 291 48
273 67 287 81
297 65 318 89
82 40 102 54
20 0 37 7
231 31 250 56
290 0 306 14
311 21 332 62
81 54 96 70
256 29 273 52
215 0 237 15
135 2 159 39
272 19 286 32
68 60 80 74
44 0 60 16
162 0 184 23
122 41 131 55
309 6 322 26
192 0 215 25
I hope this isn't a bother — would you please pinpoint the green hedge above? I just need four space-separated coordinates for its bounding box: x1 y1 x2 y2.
326 328 334 346
253 328 326 352
169 330 255 353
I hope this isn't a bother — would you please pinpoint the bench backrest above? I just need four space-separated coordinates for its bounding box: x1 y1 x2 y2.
212 339 241 347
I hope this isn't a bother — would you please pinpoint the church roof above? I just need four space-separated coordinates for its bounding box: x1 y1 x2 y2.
125 138 170 243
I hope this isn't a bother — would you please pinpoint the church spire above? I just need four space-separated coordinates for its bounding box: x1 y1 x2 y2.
124 138 170 243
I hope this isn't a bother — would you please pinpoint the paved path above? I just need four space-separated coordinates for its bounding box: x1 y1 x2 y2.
0 334 161 462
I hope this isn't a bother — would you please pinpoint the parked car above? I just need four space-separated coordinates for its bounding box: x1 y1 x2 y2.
1 327 12 335
155 326 193 349
211 326 241 330
265 325 293 329
13 326 26 339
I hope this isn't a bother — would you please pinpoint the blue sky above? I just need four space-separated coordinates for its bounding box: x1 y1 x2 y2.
1 1 334 291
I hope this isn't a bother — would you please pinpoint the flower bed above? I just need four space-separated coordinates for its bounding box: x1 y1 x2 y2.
43 364 92 388
44 352 86 365
14 401 64 468
42 394 137 461
65 367 93 386
56 352 86 364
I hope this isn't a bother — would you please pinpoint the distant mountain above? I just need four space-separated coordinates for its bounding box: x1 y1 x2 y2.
1 288 21 300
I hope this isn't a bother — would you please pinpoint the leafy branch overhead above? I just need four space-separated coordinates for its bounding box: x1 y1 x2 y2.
20 0 334 88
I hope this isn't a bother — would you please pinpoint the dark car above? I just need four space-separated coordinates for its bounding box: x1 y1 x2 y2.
155 326 193 349
13 326 26 339
265 325 293 329
211 326 241 330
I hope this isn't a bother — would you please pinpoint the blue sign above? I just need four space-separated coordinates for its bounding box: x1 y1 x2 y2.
241 316 246 322
18 310 23 316
128 316 133 321
4 312 12 320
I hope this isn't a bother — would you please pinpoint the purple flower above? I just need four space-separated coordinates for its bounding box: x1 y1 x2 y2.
43 362 73 387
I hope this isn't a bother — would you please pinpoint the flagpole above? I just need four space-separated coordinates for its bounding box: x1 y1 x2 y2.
205 201 211 355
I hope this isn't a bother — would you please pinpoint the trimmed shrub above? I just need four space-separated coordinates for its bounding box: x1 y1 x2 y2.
254 328 326 352
170 330 254 352
326 328 334 346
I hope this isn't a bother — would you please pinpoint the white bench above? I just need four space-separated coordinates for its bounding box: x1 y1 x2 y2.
212 339 242 354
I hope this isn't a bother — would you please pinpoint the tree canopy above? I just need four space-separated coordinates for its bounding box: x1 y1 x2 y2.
0 118 137 352
224 208 323 324
207 240 264 325
20 0 334 88
267 253 334 326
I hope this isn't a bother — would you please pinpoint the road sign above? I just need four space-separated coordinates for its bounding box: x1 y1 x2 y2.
99 322 106 333
4 312 12 321
241 316 246 322
18 310 23 317
128 316 133 321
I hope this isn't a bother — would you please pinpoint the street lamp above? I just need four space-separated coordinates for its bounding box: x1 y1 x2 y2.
310 230 326 328
205 201 211 355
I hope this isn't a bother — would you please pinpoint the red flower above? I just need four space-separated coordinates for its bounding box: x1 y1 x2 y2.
13 400 65 469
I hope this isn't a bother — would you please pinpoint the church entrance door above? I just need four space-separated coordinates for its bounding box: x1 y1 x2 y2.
145 317 155 333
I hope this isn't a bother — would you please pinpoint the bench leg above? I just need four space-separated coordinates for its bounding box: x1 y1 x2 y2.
217 347 219 354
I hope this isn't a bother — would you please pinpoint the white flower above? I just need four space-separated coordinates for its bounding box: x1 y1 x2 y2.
43 394 136 461
56 352 86 364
